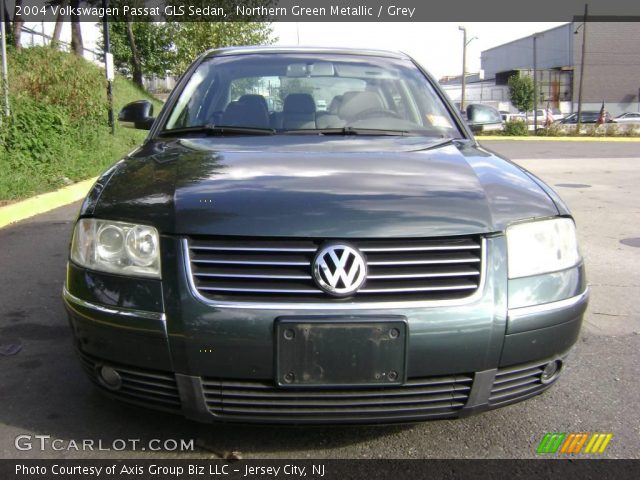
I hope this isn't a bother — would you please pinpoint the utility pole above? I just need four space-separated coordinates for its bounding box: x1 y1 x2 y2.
576 3 588 133
533 34 538 132
458 27 478 114
0 3 10 121
102 0 114 134
459 26 467 113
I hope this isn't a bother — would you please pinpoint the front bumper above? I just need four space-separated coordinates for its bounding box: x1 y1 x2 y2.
63 279 588 424
63 233 588 424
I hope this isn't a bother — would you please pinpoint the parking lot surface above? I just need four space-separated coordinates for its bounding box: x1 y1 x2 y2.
0 140 638 459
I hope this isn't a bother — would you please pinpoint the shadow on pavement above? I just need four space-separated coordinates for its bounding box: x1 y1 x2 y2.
0 204 410 458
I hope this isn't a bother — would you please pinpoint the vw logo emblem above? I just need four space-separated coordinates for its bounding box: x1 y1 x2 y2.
312 244 367 297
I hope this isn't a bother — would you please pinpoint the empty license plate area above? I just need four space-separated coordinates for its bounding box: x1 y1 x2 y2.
276 317 407 387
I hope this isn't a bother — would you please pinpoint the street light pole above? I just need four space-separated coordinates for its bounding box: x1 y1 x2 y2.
576 3 588 133
0 3 10 121
533 34 538 132
459 27 478 114
102 0 114 134
459 26 467 113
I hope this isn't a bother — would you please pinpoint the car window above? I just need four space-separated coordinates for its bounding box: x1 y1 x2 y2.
163 53 461 137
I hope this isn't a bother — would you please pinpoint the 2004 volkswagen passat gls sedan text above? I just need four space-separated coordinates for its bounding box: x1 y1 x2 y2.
63 47 588 424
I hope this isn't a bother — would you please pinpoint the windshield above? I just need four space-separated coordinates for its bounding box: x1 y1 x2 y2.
163 53 461 137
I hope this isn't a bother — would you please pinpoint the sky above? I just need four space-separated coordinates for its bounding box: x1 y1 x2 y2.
24 21 565 79
271 22 566 79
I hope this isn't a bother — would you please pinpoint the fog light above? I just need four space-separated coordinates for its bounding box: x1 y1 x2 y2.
98 365 122 390
540 360 562 384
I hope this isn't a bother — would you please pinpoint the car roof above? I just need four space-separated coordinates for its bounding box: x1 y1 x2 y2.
203 45 410 60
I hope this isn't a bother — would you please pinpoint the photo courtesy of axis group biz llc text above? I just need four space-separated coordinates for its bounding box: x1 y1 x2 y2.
0 0 639 479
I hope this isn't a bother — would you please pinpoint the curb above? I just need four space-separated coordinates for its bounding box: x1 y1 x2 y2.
0 178 97 229
476 136 640 142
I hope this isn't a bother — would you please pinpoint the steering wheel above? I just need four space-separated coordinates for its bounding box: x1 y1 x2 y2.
352 107 402 120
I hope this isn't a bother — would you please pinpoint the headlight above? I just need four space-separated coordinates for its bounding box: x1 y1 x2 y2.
506 218 580 279
70 219 161 278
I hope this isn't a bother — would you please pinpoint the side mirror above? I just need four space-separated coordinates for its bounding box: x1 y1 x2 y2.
465 104 503 133
118 100 155 130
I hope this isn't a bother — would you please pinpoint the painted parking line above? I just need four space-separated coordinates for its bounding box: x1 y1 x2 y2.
0 178 97 229
477 136 640 142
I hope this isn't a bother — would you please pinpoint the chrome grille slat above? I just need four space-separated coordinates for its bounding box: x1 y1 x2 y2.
194 272 313 280
198 286 323 294
187 236 483 304
360 284 477 294
367 257 480 266
192 259 310 266
367 270 479 280
360 245 480 252
191 246 317 252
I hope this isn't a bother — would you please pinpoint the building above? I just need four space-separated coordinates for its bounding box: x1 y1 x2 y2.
442 22 640 116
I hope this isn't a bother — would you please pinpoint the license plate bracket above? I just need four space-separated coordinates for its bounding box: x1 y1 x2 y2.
275 317 408 387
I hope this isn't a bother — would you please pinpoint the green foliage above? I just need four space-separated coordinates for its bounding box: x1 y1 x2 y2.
172 22 275 74
102 21 179 77
103 1 276 78
0 47 160 201
536 122 564 137
8 46 105 121
507 74 535 114
502 120 529 136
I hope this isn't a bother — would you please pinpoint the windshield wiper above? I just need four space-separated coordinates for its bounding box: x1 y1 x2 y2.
283 127 411 136
418 137 456 151
158 125 276 137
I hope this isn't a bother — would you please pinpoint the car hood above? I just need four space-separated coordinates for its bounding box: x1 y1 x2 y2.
86 136 559 237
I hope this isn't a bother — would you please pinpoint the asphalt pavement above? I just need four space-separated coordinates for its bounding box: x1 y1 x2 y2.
0 140 638 459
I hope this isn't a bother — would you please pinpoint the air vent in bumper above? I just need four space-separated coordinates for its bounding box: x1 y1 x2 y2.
489 359 559 407
201 375 473 422
78 351 181 411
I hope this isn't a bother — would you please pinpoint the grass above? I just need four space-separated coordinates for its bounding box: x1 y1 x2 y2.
0 46 162 202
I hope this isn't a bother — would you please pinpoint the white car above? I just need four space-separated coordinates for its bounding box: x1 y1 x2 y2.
613 112 640 124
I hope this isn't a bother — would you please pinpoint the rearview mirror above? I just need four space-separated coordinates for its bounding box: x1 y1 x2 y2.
118 100 155 130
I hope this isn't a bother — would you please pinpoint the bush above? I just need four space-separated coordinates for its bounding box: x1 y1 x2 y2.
536 122 564 136
0 47 160 201
502 120 529 136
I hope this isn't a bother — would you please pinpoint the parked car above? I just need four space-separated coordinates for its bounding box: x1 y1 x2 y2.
613 112 640 124
500 111 525 123
560 111 612 124
65 47 587 424
524 108 564 123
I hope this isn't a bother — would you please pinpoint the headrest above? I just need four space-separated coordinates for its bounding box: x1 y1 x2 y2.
284 93 316 114
239 94 269 112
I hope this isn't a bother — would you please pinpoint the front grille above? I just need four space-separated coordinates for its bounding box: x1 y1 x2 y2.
78 351 182 411
186 236 483 303
201 375 473 422
489 359 557 407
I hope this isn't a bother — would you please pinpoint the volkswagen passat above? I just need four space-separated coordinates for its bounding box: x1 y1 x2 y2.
64 47 588 424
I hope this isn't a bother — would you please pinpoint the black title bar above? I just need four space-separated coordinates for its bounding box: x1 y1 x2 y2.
8 0 640 22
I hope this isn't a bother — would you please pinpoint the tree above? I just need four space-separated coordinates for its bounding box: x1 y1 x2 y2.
12 0 23 49
507 73 535 114
172 22 275 74
70 0 84 56
101 22 178 83
51 0 68 48
124 21 143 87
